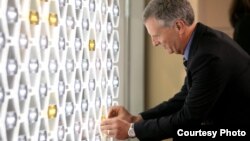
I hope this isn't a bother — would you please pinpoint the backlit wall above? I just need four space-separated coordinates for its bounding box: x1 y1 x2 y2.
0 0 120 140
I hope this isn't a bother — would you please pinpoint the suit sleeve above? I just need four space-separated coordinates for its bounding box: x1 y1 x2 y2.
134 54 229 140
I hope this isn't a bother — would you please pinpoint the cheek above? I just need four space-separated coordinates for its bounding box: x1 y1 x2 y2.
160 35 170 44
165 33 178 44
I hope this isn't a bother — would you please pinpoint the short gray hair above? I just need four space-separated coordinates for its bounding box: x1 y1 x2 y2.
143 0 195 27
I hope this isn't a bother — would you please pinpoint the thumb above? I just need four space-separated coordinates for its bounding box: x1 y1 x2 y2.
108 110 118 118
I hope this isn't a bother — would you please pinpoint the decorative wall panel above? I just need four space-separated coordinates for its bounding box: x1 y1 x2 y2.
0 0 120 140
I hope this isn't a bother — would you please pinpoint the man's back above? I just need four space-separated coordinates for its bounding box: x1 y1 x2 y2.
187 23 250 125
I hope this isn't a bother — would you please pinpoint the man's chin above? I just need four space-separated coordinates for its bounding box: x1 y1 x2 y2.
166 49 182 55
165 49 174 54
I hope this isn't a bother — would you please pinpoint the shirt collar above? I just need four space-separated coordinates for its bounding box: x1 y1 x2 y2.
183 31 195 61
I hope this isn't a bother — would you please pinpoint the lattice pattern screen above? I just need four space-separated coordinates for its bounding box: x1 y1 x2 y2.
0 0 120 140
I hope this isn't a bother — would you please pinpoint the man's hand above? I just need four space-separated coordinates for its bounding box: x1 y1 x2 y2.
101 117 130 140
107 106 143 123
100 106 143 140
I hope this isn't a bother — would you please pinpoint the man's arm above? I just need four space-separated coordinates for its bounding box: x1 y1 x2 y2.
135 54 229 140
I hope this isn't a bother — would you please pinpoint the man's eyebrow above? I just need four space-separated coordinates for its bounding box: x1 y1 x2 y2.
151 34 159 37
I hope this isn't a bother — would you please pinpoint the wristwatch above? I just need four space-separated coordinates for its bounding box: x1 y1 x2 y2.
128 123 136 138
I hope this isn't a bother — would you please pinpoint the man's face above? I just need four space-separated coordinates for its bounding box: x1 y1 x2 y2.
145 17 182 54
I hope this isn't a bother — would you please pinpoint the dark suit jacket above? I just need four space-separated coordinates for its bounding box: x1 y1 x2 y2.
134 23 250 141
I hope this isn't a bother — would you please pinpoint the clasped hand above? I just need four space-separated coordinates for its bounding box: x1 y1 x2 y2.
100 106 141 140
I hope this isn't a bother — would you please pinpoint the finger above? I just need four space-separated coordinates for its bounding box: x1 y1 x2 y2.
108 106 120 118
107 107 115 117
100 124 113 131
101 118 113 126
106 129 116 138
107 129 111 136
103 129 109 136
100 120 114 131
108 111 117 118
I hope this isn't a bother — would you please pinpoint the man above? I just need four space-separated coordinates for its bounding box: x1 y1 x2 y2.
101 0 250 140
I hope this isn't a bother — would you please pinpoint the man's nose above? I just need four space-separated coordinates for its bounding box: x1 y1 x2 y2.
152 38 160 46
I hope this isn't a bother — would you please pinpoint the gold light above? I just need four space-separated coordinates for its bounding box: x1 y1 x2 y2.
101 107 108 139
101 110 106 121
48 13 58 26
48 104 57 119
40 0 48 2
101 115 106 121
89 39 95 51
29 11 39 25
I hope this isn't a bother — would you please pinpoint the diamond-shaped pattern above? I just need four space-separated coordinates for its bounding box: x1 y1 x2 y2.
0 0 120 140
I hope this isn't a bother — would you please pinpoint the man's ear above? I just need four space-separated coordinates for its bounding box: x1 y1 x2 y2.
175 20 185 34
176 22 181 30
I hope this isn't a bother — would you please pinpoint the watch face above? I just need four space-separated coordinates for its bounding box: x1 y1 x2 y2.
128 123 136 137
128 129 135 137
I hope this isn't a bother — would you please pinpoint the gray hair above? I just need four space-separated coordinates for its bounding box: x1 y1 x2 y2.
143 0 195 27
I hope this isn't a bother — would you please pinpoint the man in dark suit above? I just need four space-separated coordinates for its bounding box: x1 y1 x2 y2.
101 0 250 140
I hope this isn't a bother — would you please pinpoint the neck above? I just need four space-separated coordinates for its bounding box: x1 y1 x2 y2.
181 22 196 54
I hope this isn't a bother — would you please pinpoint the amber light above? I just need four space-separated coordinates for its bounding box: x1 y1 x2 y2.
101 112 106 121
49 13 58 26
48 104 57 119
89 39 95 51
29 11 39 25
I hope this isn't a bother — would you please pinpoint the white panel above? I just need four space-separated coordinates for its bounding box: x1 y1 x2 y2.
0 0 123 140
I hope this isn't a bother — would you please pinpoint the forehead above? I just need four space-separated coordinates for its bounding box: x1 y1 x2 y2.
144 17 165 35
